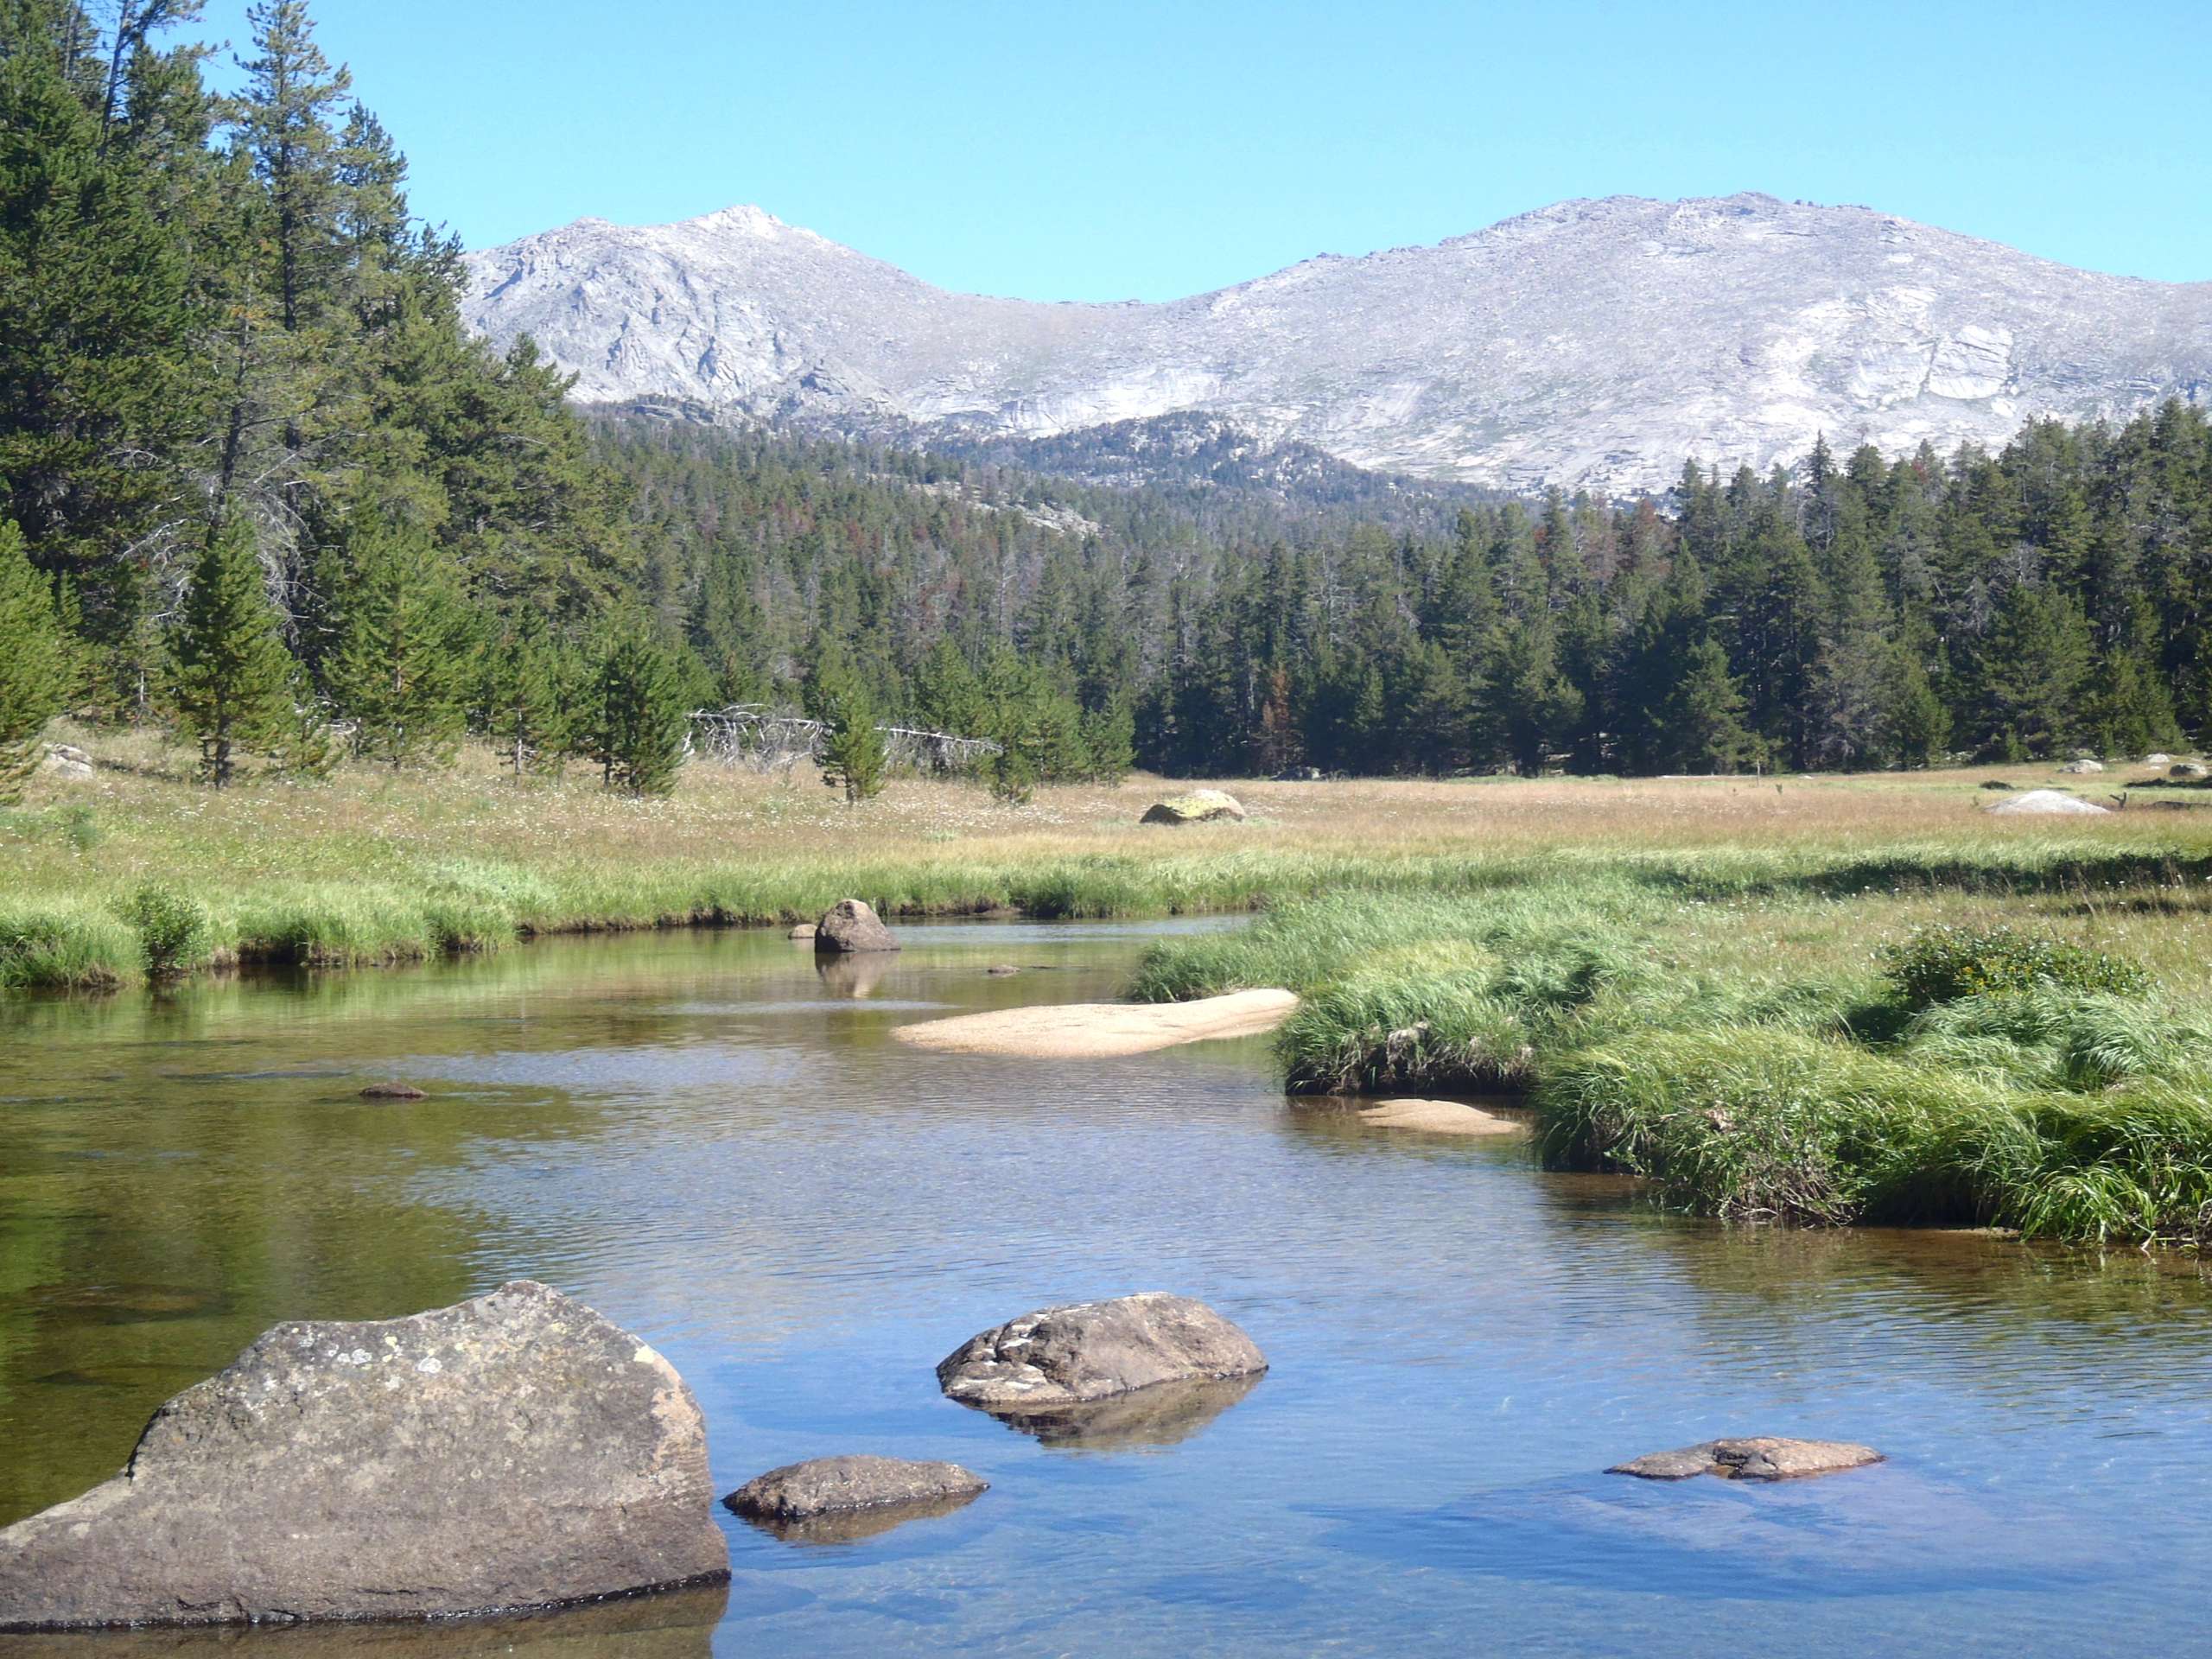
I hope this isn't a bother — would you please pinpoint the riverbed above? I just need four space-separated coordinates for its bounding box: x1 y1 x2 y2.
3 919 2210 1656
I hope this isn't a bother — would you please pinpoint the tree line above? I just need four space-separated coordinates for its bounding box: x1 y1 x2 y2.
3 0 2209 800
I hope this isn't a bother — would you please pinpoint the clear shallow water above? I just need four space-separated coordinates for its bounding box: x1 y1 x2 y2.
3 920 2212 1656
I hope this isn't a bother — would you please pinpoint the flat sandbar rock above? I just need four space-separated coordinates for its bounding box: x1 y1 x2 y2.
724 1455 987 1521
1611 1436 1883 1482
0 1281 728 1629
893 989 1297 1058
937 1292 1267 1409
1358 1099 1529 1136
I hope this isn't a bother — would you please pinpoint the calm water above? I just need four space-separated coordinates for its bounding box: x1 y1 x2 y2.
4 920 2212 1656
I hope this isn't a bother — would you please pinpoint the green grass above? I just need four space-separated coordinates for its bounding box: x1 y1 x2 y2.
1130 886 2212 1246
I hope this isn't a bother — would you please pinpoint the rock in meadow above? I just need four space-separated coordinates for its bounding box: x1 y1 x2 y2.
725 1455 986 1522
1986 788 2110 816
359 1081 428 1100
2058 758 2106 773
0 1280 728 1629
2144 753 2174 766
1139 789 1246 825
2172 760 2209 779
813 898 899 953
937 1292 1266 1410
1611 1436 1883 1482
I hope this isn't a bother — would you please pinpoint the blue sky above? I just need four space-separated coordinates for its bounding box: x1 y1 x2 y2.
188 0 2210 300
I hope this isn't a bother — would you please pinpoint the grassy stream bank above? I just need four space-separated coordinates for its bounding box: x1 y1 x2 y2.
1132 877 2212 1245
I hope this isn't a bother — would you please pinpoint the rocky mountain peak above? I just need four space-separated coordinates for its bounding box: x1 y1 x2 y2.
462 194 2212 494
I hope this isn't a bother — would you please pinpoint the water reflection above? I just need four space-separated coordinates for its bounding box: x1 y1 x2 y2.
8 921 2212 1656
959 1372 1264 1452
734 1489 985 1547
0 1583 728 1657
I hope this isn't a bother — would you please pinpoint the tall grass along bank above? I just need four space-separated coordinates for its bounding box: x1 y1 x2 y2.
1131 880 2212 1247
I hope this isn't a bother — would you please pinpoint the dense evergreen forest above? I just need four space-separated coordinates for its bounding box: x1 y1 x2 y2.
3 0 2209 798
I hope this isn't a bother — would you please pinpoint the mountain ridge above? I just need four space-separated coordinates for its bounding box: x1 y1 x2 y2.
461 192 2212 494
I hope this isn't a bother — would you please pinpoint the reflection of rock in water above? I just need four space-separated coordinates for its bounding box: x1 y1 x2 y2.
735 1486 984 1546
1323 1466 2118 1599
814 954 888 999
970 1371 1262 1452
0 1581 728 1657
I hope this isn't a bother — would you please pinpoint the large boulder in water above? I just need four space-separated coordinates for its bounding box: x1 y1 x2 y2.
0 1281 728 1629
813 898 899 953
1140 790 1245 825
936 1292 1266 1410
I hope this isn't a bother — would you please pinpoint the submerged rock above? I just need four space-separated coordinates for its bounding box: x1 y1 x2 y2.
1355 1098 1529 1136
813 898 899 953
0 1281 728 1629
1986 788 2110 816
1140 789 1245 825
1611 1437 1883 1482
725 1455 986 1524
787 922 817 941
892 989 1297 1058
937 1292 1267 1411
359 1081 427 1100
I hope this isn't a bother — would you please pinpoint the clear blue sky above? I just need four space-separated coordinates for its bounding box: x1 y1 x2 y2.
188 0 2210 301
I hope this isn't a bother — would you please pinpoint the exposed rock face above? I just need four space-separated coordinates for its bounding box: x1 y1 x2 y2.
937 1293 1267 1411
0 1281 728 1630
461 193 2212 496
1141 790 1246 825
813 898 899 953
725 1456 986 1522
1986 788 2110 815
41 743 93 779
1611 1437 1883 1482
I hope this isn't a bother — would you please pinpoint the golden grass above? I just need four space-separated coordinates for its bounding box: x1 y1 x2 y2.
6 721 2212 993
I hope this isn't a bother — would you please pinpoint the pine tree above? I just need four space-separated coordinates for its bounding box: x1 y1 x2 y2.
0 519 67 798
327 517 475 767
168 518 296 785
1669 636 1758 772
817 675 887 804
1079 692 1135 785
480 614 572 778
1978 582 2093 757
582 626 687 795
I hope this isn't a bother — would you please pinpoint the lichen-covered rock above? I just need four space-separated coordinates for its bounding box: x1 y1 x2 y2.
725 1455 985 1522
0 1281 728 1630
1140 790 1245 825
1611 1436 1883 1482
936 1292 1266 1410
813 898 899 953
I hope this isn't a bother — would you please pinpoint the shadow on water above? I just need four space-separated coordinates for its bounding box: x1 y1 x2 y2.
0 1583 730 1657
1320 1465 2120 1600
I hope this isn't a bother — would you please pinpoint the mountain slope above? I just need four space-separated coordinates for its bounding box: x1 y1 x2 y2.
462 194 2212 494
